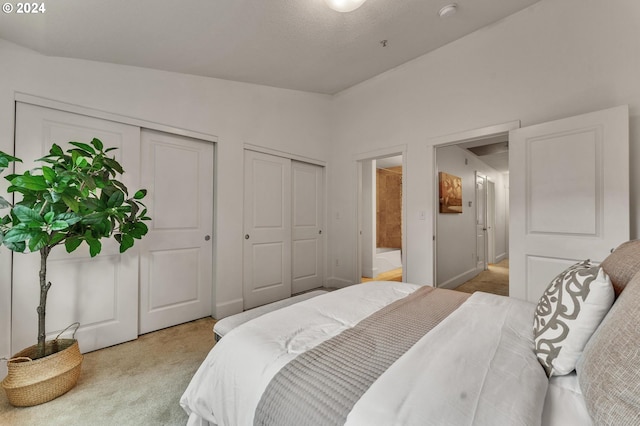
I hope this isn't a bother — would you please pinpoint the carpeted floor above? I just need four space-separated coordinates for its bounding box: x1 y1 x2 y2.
454 259 509 296
0 317 216 426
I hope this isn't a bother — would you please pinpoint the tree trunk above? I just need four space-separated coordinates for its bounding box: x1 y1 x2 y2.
37 246 51 358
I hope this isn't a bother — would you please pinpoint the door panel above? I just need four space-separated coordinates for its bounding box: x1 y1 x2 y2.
243 151 291 309
475 173 487 271
509 105 629 302
12 103 140 353
138 130 214 334
292 161 324 294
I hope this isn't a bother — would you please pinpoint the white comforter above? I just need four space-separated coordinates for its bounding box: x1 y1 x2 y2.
180 282 549 426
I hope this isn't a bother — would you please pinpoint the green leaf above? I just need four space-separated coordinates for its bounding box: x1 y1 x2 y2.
87 238 102 257
75 155 89 168
130 222 149 239
134 189 147 200
119 234 134 253
65 237 82 253
0 196 11 209
42 166 56 183
28 232 48 252
55 212 82 226
50 220 70 231
4 240 26 252
49 232 66 246
91 138 104 151
49 144 64 156
107 191 125 208
44 211 55 224
103 157 124 174
11 174 48 191
13 205 44 224
0 151 22 168
4 226 38 243
60 193 80 212
68 142 96 155
80 212 107 225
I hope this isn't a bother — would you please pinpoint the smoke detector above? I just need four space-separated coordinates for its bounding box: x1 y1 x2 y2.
438 4 458 18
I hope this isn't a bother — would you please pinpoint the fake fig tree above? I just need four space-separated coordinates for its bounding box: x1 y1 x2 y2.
0 138 150 358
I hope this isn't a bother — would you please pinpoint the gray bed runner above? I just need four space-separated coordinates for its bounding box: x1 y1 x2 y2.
254 287 470 426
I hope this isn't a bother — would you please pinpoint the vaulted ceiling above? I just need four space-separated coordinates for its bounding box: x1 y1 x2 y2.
0 0 541 94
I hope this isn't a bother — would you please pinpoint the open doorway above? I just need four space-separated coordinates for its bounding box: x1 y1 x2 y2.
433 127 511 296
357 153 405 283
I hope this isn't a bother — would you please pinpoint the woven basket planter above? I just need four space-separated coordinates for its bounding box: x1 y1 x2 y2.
2 339 83 407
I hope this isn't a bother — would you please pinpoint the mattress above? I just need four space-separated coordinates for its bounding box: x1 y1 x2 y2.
181 281 555 425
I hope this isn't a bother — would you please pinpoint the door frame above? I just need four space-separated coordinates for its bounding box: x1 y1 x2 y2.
430 121 520 287
355 145 407 284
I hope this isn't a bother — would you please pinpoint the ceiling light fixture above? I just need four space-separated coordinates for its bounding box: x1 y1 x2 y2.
323 0 367 13
438 3 458 18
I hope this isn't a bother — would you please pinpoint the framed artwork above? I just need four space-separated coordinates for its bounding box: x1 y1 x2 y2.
439 172 462 213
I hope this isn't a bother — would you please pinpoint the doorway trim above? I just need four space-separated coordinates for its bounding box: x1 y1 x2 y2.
355 144 407 285
430 121 519 287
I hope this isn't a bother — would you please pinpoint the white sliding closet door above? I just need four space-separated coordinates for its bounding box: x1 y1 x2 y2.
138 130 214 334
243 150 292 309
292 161 324 294
12 103 141 354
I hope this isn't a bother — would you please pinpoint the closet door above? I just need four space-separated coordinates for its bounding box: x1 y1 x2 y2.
12 103 140 354
138 130 214 334
243 151 292 309
292 161 324 294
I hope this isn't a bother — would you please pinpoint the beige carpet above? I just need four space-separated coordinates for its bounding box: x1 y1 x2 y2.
454 259 509 296
0 317 216 426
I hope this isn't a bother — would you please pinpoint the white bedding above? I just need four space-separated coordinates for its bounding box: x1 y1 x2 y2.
181 282 551 426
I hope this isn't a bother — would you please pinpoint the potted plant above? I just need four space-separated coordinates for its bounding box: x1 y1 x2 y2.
0 138 150 406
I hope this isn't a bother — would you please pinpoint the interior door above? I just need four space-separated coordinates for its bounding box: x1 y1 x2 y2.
475 173 488 271
487 180 496 264
509 105 629 302
12 103 140 353
243 150 292 309
138 130 214 334
291 161 324 294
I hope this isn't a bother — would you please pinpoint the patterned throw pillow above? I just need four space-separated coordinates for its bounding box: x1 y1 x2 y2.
533 260 614 377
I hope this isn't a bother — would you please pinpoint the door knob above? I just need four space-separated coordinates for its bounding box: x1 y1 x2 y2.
245 234 250 239
204 235 211 241
319 230 322 235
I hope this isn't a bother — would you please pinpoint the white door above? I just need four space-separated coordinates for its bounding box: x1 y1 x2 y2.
487 180 496 264
475 173 488 271
291 161 324 294
243 151 292 309
12 103 140 353
510 105 629 302
138 130 214 334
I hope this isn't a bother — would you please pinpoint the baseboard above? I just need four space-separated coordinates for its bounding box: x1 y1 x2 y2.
496 252 508 263
438 267 480 290
325 277 353 289
215 298 243 320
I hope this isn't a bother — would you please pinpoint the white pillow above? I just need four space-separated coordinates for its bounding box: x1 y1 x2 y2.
533 260 614 377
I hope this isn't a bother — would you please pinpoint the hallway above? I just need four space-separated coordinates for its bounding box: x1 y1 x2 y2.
453 259 509 296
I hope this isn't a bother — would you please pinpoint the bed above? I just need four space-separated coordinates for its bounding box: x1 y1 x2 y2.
181 241 640 426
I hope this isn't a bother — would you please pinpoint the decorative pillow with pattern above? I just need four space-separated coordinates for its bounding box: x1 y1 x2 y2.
533 260 614 377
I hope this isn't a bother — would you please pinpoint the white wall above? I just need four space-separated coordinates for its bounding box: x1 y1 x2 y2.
0 40 332 371
327 0 640 288
435 145 507 288
360 159 375 278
